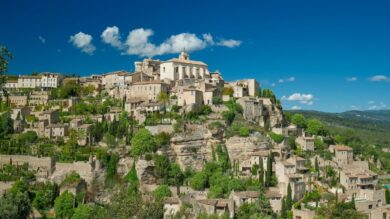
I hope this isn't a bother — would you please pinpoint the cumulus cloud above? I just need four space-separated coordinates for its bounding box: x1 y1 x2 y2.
282 93 314 105
291 106 301 110
278 77 295 83
100 27 241 57
368 105 377 110
216 39 241 48
69 32 96 55
101 26 123 49
347 77 357 81
369 75 389 82
38 36 46 44
350 105 360 110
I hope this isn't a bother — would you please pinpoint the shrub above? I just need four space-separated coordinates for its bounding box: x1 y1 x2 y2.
269 132 284 143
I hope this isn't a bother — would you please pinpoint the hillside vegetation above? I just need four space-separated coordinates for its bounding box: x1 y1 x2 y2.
287 110 390 146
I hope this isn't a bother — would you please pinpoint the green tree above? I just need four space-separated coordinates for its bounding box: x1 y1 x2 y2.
33 182 58 211
307 119 327 136
265 154 273 187
157 91 170 113
71 204 94 219
222 110 235 126
386 189 390 204
259 160 264 186
190 172 208 190
0 46 13 76
54 191 75 219
281 197 287 219
131 128 157 157
0 191 31 219
286 183 292 210
291 114 307 128
169 163 184 195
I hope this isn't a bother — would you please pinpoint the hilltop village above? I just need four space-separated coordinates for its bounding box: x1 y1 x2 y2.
0 51 389 219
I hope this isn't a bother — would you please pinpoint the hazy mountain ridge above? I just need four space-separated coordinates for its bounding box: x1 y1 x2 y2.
287 109 390 145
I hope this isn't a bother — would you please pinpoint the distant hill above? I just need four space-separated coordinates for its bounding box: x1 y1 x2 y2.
287 109 390 146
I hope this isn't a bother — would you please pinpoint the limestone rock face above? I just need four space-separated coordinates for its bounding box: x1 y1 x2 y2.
117 157 134 177
170 124 221 171
135 159 156 184
225 133 271 163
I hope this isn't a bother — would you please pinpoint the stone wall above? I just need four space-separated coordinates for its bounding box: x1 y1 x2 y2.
146 125 174 135
0 155 54 178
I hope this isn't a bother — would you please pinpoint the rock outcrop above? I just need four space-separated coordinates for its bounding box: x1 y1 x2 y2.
170 124 221 171
135 159 156 184
225 133 271 163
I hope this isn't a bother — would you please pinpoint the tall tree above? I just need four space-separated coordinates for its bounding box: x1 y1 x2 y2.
265 153 272 187
280 197 287 219
286 183 292 210
259 159 264 186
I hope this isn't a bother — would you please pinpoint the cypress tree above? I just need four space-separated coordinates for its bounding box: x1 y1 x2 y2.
266 153 272 187
286 183 292 210
386 189 390 204
315 157 319 176
281 197 287 219
259 160 264 186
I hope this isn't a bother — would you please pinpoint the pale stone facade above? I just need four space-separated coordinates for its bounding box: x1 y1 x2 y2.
296 136 314 151
160 51 210 81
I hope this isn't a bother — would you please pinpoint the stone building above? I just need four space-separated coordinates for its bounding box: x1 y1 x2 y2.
177 87 203 111
29 91 50 105
197 199 233 218
127 80 169 101
160 51 210 81
295 136 314 151
329 145 353 165
9 94 28 106
230 79 259 98
44 123 68 139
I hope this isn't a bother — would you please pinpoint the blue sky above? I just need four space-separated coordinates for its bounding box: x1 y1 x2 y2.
1 0 389 112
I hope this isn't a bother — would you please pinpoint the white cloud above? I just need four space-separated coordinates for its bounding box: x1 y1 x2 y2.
271 83 276 87
216 39 241 48
278 77 295 83
38 36 46 44
282 93 314 105
101 26 123 49
369 75 389 82
350 105 360 110
202 33 214 45
368 100 375 104
368 105 377 110
291 106 301 110
101 27 241 57
69 32 96 55
347 77 357 81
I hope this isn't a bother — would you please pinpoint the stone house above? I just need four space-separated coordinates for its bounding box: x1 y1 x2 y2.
230 191 259 210
275 159 306 200
295 136 314 151
230 79 259 98
102 71 132 89
9 94 28 106
266 188 282 214
44 123 68 139
29 91 50 105
38 110 59 124
177 88 203 111
127 80 169 101
197 199 233 218
329 145 353 165
11 106 30 120
292 207 316 219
